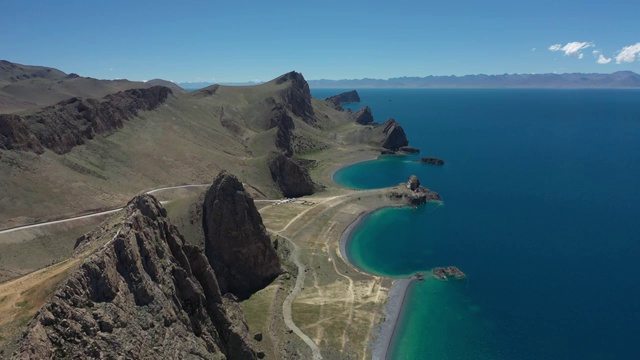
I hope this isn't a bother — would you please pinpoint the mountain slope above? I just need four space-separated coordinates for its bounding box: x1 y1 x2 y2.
0 60 171 114
0 70 405 231
13 194 260 359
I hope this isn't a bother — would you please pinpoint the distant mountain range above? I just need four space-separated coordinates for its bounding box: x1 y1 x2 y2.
180 71 640 90
178 81 263 89
308 72 640 88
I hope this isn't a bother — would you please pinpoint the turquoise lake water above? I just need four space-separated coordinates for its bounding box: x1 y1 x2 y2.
312 89 640 359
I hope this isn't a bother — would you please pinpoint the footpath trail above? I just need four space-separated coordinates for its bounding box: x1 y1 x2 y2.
261 196 345 360
0 184 214 235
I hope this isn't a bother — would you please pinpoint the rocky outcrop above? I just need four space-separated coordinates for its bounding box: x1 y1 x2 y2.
388 174 441 206
0 86 172 155
269 104 295 157
380 118 409 150
275 72 315 124
407 175 420 191
268 153 315 198
14 194 259 359
325 90 361 108
399 146 420 154
353 106 375 125
414 157 445 165
202 172 281 300
0 114 44 153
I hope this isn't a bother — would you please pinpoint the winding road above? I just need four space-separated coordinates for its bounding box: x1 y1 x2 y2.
0 184 212 235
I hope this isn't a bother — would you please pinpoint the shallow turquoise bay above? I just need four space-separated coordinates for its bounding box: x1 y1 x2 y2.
314 88 640 359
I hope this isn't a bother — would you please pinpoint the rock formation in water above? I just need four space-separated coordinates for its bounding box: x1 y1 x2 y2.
432 266 466 280
202 172 282 300
275 72 315 124
399 146 420 154
0 86 172 155
414 157 445 165
407 175 421 191
379 118 409 150
269 104 295 157
268 153 316 198
325 90 361 108
14 195 259 359
389 174 441 206
353 106 375 125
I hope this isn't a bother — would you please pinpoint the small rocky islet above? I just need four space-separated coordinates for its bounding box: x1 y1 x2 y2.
432 266 466 280
414 157 445 165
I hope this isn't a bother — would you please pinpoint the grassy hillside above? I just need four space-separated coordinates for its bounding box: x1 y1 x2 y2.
0 71 383 229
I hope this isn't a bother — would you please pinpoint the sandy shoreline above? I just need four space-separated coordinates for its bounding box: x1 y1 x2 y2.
330 155 379 188
337 208 415 360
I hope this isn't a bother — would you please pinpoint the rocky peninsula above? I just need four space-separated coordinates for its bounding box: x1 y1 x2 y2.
325 90 361 107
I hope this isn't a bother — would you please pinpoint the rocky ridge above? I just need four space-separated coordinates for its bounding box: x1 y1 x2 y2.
0 86 172 154
202 171 282 299
269 104 295 157
267 74 318 197
14 194 260 359
275 72 315 124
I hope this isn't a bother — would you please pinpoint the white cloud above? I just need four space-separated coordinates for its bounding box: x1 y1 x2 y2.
597 54 612 64
615 42 640 64
578 53 584 59
548 41 594 57
531 47 537 52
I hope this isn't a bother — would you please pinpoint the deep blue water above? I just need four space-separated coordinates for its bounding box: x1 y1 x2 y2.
312 88 640 359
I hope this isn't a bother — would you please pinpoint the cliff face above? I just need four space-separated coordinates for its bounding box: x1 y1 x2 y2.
268 153 315 198
0 86 172 155
275 72 315 124
269 104 295 157
353 106 375 125
380 118 409 150
325 90 361 108
14 195 258 360
202 172 282 300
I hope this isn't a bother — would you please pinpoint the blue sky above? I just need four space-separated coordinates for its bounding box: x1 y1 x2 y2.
1 0 639 82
